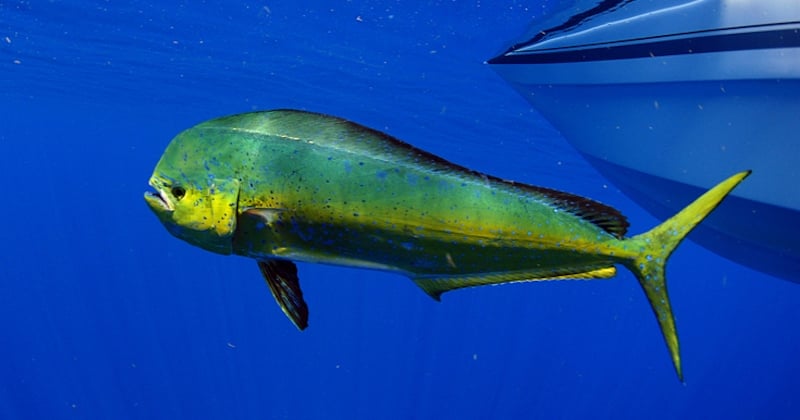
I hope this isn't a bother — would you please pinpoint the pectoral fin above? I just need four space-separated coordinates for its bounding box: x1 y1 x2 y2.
257 259 309 330
241 207 286 226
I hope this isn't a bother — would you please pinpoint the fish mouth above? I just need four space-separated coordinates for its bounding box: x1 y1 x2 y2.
144 178 174 212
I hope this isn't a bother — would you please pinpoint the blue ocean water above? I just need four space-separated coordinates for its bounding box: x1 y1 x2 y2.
2 1 799 419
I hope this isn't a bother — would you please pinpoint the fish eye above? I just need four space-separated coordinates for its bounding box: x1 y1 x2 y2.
171 186 186 200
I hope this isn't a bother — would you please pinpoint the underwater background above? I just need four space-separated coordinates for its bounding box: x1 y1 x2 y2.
2 1 799 419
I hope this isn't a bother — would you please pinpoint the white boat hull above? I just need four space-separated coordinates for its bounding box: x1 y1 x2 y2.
489 1 800 281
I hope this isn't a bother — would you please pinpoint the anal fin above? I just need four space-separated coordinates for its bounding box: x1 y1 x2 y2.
413 266 616 300
258 259 309 330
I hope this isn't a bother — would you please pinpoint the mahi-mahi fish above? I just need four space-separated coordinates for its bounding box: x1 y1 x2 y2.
144 109 749 380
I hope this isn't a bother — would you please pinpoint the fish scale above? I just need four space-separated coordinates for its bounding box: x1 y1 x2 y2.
145 109 750 381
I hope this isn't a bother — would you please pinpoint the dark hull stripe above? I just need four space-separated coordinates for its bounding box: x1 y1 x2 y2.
488 24 800 65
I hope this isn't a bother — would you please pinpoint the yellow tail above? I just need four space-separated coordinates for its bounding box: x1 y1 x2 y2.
624 170 751 381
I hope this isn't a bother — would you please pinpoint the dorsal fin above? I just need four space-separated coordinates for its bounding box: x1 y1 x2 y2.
201 110 630 238
521 183 630 238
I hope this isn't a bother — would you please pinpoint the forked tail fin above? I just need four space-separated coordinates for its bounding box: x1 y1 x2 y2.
624 170 751 381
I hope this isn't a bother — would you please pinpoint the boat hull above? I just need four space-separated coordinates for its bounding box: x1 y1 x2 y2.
489 2 800 281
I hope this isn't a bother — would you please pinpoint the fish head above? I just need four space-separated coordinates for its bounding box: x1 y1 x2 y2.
145 128 241 255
